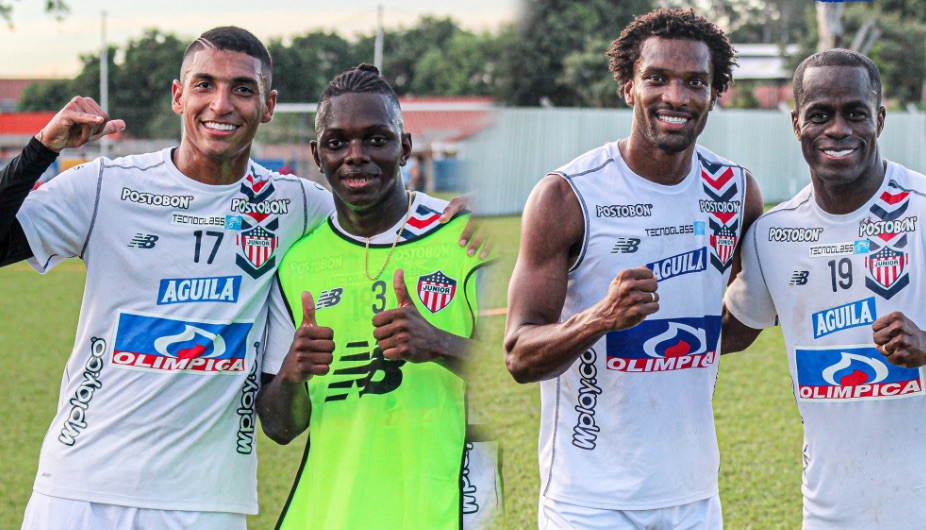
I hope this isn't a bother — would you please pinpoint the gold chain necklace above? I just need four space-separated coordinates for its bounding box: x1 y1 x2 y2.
364 190 414 281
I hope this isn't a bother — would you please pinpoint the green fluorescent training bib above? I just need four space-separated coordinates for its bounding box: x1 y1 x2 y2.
276 211 482 530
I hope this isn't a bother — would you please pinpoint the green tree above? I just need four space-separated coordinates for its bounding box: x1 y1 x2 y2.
354 16 461 95
410 30 500 96
0 0 67 24
496 0 654 107
18 79 73 111
112 30 186 139
269 31 360 103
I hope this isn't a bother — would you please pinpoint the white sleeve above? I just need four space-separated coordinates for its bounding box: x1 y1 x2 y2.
263 277 297 375
16 160 101 273
724 221 778 329
302 180 335 237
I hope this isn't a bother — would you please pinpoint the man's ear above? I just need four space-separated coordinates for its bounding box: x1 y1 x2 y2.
171 80 183 116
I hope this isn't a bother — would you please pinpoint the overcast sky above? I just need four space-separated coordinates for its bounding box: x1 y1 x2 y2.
0 0 519 78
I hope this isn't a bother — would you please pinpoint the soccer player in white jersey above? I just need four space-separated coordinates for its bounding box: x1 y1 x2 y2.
0 27 474 530
723 49 926 529
505 9 763 529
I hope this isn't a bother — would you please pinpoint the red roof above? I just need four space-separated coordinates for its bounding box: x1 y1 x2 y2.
0 112 57 135
0 79 52 101
398 97 494 144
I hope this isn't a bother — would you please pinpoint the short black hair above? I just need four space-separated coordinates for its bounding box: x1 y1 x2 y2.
182 26 273 90
606 8 736 95
315 64 403 133
792 48 882 109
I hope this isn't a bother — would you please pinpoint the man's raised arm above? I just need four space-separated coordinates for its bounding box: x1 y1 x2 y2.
0 96 124 265
504 174 659 383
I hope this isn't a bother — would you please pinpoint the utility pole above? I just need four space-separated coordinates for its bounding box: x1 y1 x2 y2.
100 10 110 157
374 4 383 72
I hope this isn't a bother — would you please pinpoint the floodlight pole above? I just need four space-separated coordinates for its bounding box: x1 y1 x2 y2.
374 4 383 72
100 10 110 157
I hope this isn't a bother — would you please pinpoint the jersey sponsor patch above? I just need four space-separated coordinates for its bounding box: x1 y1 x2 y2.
417 270 457 313
646 247 706 282
644 223 694 237
808 240 870 258
595 203 653 218
605 316 720 372
112 312 251 374
768 227 824 242
170 213 226 228
120 187 192 209
157 276 241 305
573 348 602 450
812 297 876 339
795 345 923 401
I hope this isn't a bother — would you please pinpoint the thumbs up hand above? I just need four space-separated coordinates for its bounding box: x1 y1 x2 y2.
372 269 441 363
279 291 336 383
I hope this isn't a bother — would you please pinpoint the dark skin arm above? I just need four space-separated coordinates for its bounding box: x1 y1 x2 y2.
372 269 478 376
720 169 765 354
872 312 926 369
442 194 491 260
256 292 335 445
503 174 659 384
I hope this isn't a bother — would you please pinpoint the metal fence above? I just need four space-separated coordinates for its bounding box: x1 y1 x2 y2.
467 107 926 215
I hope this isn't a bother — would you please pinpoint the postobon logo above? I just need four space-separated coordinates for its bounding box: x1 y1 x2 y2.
59 338 107 446
120 187 192 209
768 227 823 242
230 198 290 215
699 200 740 213
595 203 653 218
859 216 917 238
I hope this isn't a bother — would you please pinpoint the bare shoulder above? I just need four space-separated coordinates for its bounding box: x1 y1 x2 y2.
521 173 584 259
742 168 764 230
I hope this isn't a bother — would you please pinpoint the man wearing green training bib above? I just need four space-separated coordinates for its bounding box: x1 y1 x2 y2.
257 64 490 530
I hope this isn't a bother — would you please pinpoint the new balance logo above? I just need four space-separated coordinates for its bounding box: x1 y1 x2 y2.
128 233 159 249
315 288 344 310
790 270 809 285
611 238 640 254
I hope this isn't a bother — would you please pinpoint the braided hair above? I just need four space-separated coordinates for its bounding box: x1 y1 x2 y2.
315 64 404 133
606 8 736 95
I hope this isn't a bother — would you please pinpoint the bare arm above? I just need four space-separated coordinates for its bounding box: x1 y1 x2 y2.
256 292 334 445
721 169 766 354
725 169 764 286
504 175 659 383
720 309 763 354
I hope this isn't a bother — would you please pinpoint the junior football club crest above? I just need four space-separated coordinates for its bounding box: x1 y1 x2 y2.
865 246 909 299
235 218 280 279
417 270 457 313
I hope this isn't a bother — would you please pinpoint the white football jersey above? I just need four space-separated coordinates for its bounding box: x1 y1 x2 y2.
725 161 926 529
16 148 333 513
539 141 747 509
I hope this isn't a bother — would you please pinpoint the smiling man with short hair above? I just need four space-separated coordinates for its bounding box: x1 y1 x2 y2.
505 9 762 529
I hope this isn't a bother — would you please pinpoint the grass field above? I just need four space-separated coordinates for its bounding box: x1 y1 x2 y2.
0 215 803 529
